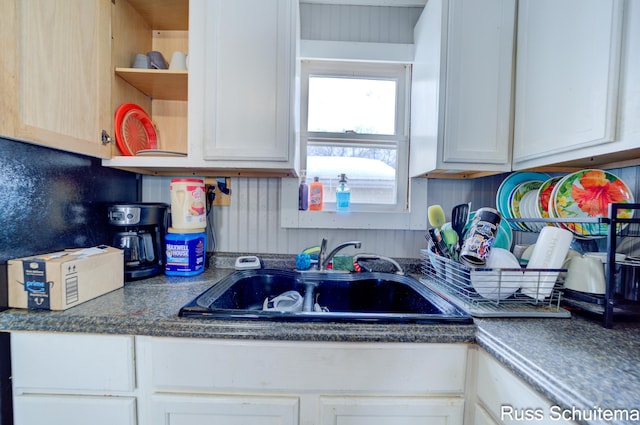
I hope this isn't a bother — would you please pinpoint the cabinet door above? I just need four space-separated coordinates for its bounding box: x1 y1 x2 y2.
440 0 515 169
512 0 624 169
319 396 464 425
474 403 501 425
410 0 515 176
11 333 135 393
14 395 136 425
476 350 578 425
140 337 467 395
0 0 112 158
200 0 296 163
150 394 298 425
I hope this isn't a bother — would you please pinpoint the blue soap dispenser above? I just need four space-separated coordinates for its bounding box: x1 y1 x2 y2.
336 173 351 212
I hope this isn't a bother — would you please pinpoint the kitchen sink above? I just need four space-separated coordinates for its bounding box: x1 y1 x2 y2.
179 269 472 324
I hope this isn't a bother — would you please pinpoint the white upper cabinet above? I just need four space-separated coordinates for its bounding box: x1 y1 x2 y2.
410 0 516 177
512 0 625 170
187 0 299 176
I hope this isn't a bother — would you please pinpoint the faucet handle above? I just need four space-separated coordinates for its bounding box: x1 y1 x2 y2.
318 238 328 270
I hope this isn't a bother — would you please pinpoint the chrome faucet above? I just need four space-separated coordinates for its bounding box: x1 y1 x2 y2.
318 238 362 271
353 254 404 275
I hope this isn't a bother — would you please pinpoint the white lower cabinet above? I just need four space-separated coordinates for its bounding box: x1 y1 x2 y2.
319 396 464 425
11 332 137 425
10 332 468 425
13 394 137 425
474 348 577 425
136 337 468 425
150 394 299 425
473 403 500 425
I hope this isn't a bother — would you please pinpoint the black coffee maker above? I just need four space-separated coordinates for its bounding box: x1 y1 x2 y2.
108 203 168 280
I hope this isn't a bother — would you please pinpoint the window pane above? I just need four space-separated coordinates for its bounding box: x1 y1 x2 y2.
306 146 397 204
307 77 397 135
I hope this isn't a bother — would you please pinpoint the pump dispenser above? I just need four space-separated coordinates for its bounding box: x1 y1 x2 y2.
298 170 309 211
309 177 323 211
336 173 351 212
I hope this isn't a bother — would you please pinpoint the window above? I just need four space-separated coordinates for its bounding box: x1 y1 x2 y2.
301 61 411 212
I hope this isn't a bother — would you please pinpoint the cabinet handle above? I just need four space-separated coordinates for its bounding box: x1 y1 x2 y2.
101 130 113 145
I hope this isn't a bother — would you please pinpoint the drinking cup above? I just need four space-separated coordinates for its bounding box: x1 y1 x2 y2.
147 51 168 69
132 53 150 69
169 51 188 70
564 256 606 294
459 207 501 268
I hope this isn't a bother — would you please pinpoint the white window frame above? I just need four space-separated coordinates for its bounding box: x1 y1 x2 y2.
302 60 409 212
281 59 427 230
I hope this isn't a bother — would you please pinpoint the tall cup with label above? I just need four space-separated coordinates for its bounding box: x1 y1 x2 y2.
170 178 206 230
459 207 502 268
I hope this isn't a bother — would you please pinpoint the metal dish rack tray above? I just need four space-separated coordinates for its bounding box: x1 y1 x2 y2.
505 216 610 237
420 250 571 318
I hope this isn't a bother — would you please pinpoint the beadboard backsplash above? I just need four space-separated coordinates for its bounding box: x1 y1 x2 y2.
143 167 640 259
299 3 423 44
143 175 504 258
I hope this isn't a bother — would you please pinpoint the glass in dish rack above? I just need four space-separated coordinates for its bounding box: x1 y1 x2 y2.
420 250 571 318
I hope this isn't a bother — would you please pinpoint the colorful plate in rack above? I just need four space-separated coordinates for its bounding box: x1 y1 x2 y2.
508 180 544 231
546 173 575 234
537 176 563 219
114 103 158 156
496 172 550 231
553 169 634 237
521 189 544 231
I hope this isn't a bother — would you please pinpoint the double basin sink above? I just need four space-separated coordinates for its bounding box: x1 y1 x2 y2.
179 269 472 324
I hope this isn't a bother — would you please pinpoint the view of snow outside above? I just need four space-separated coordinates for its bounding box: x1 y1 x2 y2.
307 77 398 204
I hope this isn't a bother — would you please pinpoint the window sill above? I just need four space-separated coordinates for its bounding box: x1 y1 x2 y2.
280 178 427 230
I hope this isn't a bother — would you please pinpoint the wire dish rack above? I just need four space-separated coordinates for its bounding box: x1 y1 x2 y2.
420 249 571 318
507 205 640 327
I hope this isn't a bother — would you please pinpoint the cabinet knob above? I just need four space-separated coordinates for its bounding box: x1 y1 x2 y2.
101 130 113 145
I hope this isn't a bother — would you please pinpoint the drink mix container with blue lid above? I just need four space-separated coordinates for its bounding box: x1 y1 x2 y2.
165 228 207 276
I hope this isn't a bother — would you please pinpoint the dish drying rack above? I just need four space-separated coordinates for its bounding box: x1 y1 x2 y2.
423 203 640 326
509 204 640 328
420 250 570 318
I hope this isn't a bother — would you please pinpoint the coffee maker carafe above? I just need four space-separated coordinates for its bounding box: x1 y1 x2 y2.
108 203 168 280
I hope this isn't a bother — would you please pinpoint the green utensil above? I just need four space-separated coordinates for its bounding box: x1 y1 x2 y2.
441 222 459 259
428 204 446 230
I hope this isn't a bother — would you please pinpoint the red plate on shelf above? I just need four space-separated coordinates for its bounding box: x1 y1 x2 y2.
114 103 158 156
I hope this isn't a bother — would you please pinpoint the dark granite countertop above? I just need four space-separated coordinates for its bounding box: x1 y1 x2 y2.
1 259 639 425
475 317 640 425
0 266 475 343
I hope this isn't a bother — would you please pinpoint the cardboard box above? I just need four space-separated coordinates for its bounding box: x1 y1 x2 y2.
8 246 124 310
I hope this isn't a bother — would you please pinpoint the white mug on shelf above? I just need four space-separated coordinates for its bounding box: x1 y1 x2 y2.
564 256 606 294
169 51 188 70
